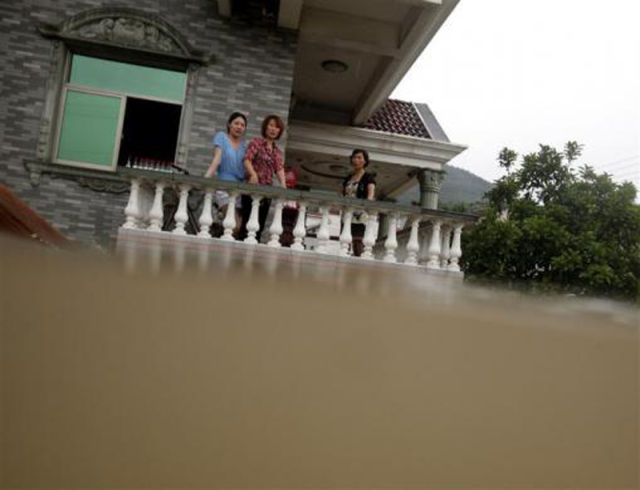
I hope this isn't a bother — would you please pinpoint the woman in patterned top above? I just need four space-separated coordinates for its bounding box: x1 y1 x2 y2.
239 114 287 242
342 148 376 256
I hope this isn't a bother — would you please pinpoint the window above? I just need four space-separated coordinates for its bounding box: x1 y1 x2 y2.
54 54 186 171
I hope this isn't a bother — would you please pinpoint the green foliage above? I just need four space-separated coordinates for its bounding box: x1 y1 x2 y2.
462 143 640 301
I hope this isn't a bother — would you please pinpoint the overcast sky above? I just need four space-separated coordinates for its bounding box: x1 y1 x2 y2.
392 0 640 190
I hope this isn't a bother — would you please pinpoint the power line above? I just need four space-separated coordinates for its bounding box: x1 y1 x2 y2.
598 154 639 169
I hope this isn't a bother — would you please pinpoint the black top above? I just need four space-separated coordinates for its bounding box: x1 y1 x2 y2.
342 172 376 199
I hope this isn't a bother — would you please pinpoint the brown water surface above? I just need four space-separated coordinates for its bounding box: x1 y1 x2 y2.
1 236 638 489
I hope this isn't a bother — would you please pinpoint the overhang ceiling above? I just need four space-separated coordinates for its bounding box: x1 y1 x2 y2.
216 0 460 124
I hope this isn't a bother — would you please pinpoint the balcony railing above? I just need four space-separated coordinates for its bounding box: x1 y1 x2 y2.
117 167 478 274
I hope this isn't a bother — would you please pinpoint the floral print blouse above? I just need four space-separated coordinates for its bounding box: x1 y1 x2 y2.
244 137 284 186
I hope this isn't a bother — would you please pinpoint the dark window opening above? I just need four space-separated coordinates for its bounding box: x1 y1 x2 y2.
117 97 182 169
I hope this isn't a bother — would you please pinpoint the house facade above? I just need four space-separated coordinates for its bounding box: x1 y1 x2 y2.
1 0 475 272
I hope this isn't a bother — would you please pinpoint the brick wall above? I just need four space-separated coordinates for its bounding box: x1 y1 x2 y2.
0 0 297 247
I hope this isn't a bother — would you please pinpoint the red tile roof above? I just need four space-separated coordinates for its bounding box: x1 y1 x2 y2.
361 99 431 139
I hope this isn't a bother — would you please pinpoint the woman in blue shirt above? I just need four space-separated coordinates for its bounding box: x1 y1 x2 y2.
204 112 247 233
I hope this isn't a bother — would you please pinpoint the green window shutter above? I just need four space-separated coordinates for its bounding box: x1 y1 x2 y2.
57 90 122 167
70 55 186 102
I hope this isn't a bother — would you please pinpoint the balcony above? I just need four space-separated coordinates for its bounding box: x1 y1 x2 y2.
116 167 477 275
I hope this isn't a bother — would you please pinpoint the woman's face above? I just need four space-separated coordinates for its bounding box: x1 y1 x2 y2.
228 117 246 138
265 119 281 140
351 152 366 171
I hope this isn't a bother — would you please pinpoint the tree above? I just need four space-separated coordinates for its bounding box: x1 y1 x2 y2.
462 143 640 301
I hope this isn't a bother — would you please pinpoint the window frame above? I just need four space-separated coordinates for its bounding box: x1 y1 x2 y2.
52 53 187 171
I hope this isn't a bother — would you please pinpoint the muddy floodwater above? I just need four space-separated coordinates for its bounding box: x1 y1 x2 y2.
1 236 638 489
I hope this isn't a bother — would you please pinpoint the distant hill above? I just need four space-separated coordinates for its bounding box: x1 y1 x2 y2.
396 165 492 207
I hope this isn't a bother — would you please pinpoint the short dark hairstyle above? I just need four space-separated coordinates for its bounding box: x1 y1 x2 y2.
351 148 370 167
226 112 247 132
261 114 285 140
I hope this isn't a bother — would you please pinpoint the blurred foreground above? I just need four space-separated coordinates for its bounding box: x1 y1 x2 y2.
1 235 638 489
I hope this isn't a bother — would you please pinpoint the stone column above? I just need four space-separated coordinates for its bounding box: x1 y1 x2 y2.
417 169 444 209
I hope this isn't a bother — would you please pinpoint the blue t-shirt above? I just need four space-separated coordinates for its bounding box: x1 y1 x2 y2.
212 131 246 182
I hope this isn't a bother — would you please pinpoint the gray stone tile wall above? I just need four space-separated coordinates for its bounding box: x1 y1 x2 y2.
0 0 298 248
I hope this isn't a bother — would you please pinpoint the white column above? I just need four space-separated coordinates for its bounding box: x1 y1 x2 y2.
197 190 214 238
172 184 191 235
361 211 378 260
291 201 307 251
267 199 284 248
383 213 398 263
122 179 141 229
426 220 442 269
440 225 452 269
404 217 421 265
448 224 463 272
315 205 331 254
244 194 261 244
147 181 166 232
220 192 238 241
339 207 353 257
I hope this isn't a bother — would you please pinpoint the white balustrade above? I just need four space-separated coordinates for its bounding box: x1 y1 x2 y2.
197 190 214 238
291 201 307 251
172 184 191 235
220 191 238 241
404 217 421 265
267 199 284 248
244 194 261 244
440 225 452 269
147 181 166 232
119 172 474 276
339 207 353 256
426 220 442 269
448 224 463 272
361 212 378 259
315 205 331 254
122 179 141 229
383 213 398 263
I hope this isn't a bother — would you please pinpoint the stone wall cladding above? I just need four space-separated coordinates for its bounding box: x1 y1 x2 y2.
0 0 298 247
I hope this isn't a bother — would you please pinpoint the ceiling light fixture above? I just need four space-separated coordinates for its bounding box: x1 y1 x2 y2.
321 59 348 73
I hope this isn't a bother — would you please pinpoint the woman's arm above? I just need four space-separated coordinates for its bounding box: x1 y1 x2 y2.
366 183 375 200
204 147 222 178
244 158 259 184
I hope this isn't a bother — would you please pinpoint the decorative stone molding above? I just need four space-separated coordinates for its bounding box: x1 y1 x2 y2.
39 7 209 64
24 160 130 194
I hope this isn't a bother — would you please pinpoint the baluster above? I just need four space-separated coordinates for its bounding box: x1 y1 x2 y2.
122 179 141 229
291 201 307 251
361 211 378 259
172 184 190 235
147 181 166 232
426 220 442 269
440 225 452 268
136 186 153 229
404 217 421 265
315 205 331 253
244 194 262 244
339 207 353 256
383 213 398 263
221 192 238 241
448 224 463 272
198 190 214 238
267 199 284 248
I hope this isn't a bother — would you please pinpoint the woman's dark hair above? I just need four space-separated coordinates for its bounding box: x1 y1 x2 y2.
226 112 247 132
351 148 370 167
261 114 285 140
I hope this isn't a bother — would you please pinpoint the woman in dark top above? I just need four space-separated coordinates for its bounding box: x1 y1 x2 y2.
342 148 376 256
